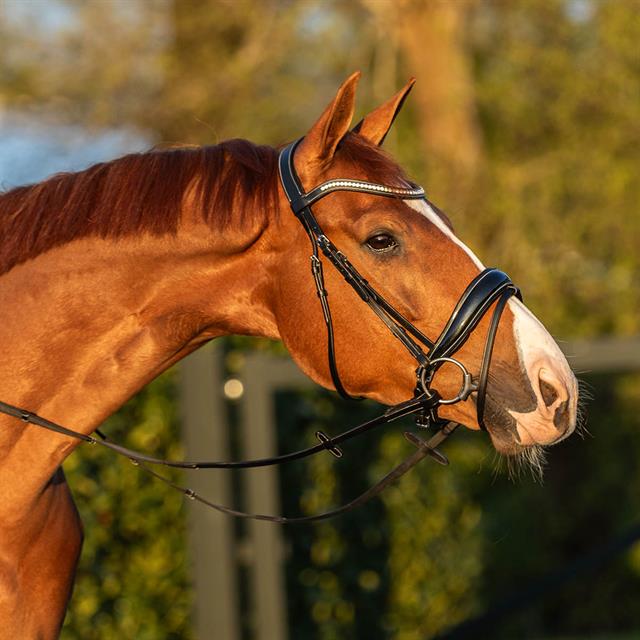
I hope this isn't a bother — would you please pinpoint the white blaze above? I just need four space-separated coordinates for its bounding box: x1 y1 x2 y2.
405 199 577 442
404 199 485 270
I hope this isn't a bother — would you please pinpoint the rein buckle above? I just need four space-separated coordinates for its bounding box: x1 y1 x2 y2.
316 430 343 458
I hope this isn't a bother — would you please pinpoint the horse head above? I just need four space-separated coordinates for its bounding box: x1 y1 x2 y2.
272 72 578 461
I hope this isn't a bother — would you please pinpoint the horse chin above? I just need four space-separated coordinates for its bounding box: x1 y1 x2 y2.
477 397 549 478
486 425 549 480
491 436 547 483
488 431 526 456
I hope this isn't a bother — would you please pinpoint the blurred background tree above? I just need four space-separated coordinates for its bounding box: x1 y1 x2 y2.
1 0 638 638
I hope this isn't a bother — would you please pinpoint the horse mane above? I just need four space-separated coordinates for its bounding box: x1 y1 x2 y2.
0 133 408 275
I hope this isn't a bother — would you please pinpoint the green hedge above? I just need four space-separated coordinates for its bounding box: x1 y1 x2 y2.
61 371 193 639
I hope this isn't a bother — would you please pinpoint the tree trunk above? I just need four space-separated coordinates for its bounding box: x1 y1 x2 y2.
364 0 482 207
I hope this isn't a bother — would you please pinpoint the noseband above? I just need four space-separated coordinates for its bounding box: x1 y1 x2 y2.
0 139 520 524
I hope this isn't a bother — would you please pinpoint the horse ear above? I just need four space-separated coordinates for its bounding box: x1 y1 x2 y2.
295 71 361 176
352 77 416 146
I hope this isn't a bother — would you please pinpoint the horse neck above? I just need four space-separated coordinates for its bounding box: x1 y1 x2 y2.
0 213 279 499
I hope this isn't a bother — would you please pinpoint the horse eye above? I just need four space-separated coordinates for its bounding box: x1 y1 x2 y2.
366 233 398 253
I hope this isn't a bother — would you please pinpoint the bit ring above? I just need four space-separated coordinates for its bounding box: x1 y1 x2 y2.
420 357 477 405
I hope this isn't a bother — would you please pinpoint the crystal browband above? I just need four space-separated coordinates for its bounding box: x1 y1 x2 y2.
289 178 425 215
318 180 425 196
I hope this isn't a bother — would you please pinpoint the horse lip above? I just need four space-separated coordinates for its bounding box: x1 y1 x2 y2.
477 390 521 441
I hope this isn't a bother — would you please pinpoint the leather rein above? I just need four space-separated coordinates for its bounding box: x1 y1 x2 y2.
0 139 519 524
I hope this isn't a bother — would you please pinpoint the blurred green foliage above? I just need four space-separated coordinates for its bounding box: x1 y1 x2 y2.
1 0 638 638
480 371 640 638
464 0 640 336
277 390 487 639
274 372 640 639
61 372 192 639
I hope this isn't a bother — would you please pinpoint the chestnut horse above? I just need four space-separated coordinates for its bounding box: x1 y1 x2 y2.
0 73 577 637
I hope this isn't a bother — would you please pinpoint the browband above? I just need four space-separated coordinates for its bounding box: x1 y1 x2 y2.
281 139 425 222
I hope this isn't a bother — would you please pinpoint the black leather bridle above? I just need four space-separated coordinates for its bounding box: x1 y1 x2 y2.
0 138 520 524
278 139 521 434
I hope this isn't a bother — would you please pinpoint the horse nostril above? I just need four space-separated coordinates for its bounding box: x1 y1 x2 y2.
554 400 570 432
537 368 573 434
539 378 559 407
